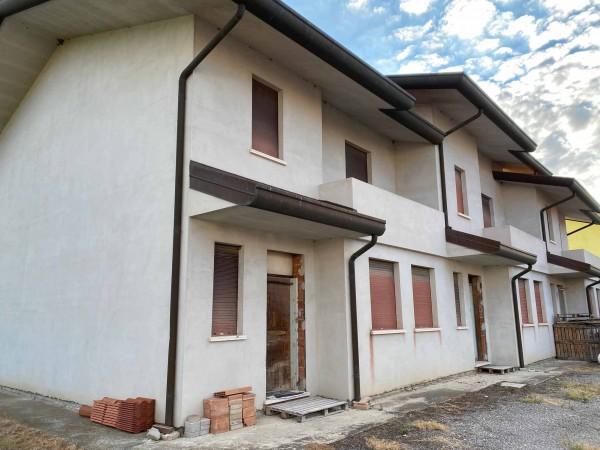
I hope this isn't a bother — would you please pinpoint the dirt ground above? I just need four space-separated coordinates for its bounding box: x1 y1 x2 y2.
327 364 600 450
0 415 80 450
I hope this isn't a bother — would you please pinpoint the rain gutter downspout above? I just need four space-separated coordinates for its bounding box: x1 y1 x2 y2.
348 235 378 402
586 279 600 316
438 110 482 227
165 4 245 427
539 192 575 251
511 264 533 368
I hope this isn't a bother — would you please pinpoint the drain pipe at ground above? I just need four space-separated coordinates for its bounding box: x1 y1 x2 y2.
165 4 246 427
511 264 532 368
348 235 378 403
586 279 600 316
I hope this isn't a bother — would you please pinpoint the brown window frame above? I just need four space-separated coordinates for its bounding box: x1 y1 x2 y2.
533 281 545 323
369 259 400 331
412 266 435 329
211 243 241 337
345 142 370 183
453 272 464 327
518 278 532 324
455 166 468 215
252 77 281 159
481 194 494 228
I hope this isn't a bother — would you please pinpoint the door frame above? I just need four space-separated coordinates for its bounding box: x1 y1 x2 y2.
469 274 488 362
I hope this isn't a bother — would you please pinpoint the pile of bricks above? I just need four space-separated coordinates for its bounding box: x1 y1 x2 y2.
202 386 256 434
90 397 155 433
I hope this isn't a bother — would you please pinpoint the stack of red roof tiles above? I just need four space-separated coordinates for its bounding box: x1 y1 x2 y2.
90 397 155 433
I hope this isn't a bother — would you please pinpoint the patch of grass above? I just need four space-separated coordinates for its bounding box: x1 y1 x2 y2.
364 436 406 450
560 382 600 402
521 394 543 404
417 435 463 449
566 442 600 450
410 420 449 432
521 394 565 406
0 417 79 450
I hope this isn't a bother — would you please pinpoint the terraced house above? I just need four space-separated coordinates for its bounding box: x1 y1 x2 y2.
1 0 599 427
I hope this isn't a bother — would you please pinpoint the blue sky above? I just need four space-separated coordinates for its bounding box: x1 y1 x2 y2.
286 0 600 200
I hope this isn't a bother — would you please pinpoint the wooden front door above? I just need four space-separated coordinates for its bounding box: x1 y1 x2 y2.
266 276 293 394
469 275 488 361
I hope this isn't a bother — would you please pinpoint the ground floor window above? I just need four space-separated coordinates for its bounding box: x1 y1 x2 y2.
518 279 532 324
211 243 241 336
369 259 400 330
412 266 435 328
533 281 545 323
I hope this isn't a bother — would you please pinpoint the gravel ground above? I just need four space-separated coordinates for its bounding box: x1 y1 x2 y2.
330 364 600 450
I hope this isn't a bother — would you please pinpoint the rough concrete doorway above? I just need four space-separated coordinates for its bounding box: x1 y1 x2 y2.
266 252 306 397
469 275 488 362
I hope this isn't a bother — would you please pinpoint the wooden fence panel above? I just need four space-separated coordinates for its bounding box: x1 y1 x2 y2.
553 322 600 361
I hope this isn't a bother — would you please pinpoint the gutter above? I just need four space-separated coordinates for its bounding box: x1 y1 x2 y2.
166 4 246 427
0 0 49 24
539 193 575 251
232 0 414 110
511 265 533 368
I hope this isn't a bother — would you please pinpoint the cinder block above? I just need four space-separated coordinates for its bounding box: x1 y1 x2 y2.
210 416 230 434
242 407 256 418
204 398 229 418
243 415 257 426
227 394 243 401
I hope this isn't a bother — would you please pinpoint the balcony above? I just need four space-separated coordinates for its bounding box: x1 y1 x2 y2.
482 225 547 260
318 178 446 255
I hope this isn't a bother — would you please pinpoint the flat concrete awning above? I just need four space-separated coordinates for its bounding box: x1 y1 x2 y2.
446 227 537 266
188 161 386 240
547 252 600 279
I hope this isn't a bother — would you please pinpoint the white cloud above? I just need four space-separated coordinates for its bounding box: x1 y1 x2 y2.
399 0 433 15
529 20 576 50
441 0 496 39
394 45 415 61
394 20 433 41
347 0 369 10
541 0 591 17
494 46 513 56
373 6 386 14
396 60 431 73
496 14 538 40
476 38 500 53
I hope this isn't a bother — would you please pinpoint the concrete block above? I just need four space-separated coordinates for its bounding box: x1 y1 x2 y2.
210 416 229 434
161 431 180 441
204 398 229 418
243 415 257 426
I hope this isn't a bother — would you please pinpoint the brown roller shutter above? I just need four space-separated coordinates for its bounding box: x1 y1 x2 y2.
369 260 398 330
455 168 465 214
345 143 369 183
482 195 493 228
252 79 279 158
518 279 531 324
212 244 240 336
412 266 434 328
453 273 463 327
533 281 545 323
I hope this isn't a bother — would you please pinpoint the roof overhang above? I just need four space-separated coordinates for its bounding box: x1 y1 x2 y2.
389 72 541 162
493 171 600 223
189 161 386 239
547 252 600 278
446 227 537 266
0 0 445 145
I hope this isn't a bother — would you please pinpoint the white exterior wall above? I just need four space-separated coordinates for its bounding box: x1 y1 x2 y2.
0 17 194 421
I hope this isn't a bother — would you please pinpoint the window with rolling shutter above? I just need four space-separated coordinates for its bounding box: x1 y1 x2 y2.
412 266 434 328
518 279 531 324
345 143 369 183
252 78 279 158
533 281 545 323
482 194 493 228
455 167 466 214
369 259 398 330
211 243 240 336
453 273 463 327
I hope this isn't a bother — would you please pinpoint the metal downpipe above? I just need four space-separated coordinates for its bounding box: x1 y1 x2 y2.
511 264 533 368
348 235 378 402
165 4 245 426
586 279 600 316
539 192 575 249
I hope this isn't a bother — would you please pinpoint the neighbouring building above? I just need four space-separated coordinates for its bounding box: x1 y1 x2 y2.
1 0 599 427
567 220 600 258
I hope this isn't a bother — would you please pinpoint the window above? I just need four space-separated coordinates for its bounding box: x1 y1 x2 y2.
252 78 279 158
345 142 369 183
412 266 434 328
455 167 467 215
518 279 532 324
557 285 567 316
533 281 545 323
453 273 464 327
211 243 241 336
481 194 494 228
546 209 556 242
369 260 399 330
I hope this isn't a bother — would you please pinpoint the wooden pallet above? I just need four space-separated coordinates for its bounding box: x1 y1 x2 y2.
477 365 518 374
265 396 348 423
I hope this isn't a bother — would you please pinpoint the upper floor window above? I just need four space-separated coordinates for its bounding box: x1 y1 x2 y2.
481 194 494 228
518 279 532 324
212 243 241 336
345 142 369 183
546 209 556 242
412 266 435 328
252 78 280 159
369 259 400 330
455 166 468 215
